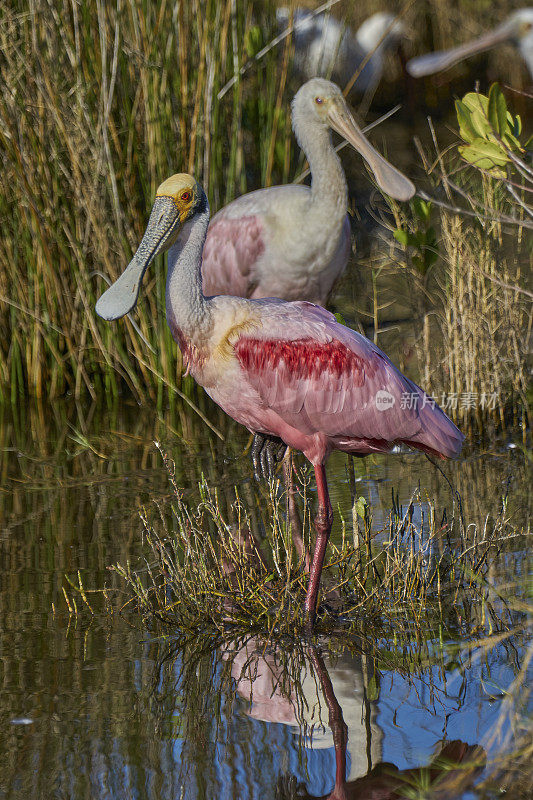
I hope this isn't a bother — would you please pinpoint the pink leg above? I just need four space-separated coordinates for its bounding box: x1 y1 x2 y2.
304 463 333 626
308 646 348 798
283 456 310 573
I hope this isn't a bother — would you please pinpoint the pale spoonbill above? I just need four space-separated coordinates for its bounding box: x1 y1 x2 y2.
96 174 464 626
201 79 414 306
407 9 533 80
276 9 406 93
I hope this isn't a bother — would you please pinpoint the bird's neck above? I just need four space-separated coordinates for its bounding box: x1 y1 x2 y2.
294 116 348 225
166 209 212 343
519 40 533 79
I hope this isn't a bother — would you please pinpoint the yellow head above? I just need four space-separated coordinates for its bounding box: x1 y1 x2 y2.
156 173 202 223
95 172 208 321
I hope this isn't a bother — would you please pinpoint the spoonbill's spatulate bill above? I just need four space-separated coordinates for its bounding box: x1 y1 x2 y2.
276 10 406 93
201 79 414 306
96 174 464 626
407 9 533 79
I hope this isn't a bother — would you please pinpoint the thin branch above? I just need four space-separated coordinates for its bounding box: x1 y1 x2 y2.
505 181 533 221
416 190 533 230
508 150 533 182
479 271 533 300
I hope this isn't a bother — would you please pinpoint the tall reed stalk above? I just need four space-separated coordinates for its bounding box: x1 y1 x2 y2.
0 0 293 404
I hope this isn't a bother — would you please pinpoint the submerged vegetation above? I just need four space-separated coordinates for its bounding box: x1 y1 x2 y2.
101 445 531 639
147 619 531 799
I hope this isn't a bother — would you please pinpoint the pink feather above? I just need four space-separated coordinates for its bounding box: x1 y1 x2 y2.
204 301 464 465
202 215 265 298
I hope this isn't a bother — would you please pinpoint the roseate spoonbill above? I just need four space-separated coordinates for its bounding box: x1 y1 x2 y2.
276 9 406 93
201 79 414 306
205 79 414 469
95 174 464 626
407 8 533 80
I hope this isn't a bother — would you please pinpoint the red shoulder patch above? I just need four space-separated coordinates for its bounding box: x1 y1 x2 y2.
234 337 371 384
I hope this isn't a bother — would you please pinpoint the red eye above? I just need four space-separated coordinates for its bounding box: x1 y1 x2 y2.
315 97 323 105
181 191 191 201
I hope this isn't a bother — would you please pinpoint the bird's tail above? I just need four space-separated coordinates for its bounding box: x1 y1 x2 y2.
403 393 465 459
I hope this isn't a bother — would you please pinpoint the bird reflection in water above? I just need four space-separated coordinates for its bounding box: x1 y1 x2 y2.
226 639 485 800
221 519 484 799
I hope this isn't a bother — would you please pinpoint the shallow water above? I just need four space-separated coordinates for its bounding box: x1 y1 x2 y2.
0 398 530 799
2 2 532 792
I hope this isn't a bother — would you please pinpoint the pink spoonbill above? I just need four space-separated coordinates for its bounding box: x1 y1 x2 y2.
407 9 533 81
201 78 414 306
95 173 464 626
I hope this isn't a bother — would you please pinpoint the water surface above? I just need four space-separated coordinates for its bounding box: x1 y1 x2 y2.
1 399 530 799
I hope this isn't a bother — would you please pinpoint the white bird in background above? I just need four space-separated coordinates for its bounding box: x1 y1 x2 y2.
202 79 414 307
407 8 533 80
276 9 406 93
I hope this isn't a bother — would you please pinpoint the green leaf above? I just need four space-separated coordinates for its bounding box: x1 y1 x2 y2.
413 196 431 222
334 312 347 325
502 130 522 151
462 92 488 115
353 496 368 519
393 228 410 246
459 139 510 170
513 114 522 138
455 99 478 144
488 83 508 137
470 106 492 139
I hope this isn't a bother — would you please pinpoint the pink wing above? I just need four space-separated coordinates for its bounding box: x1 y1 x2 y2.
234 301 464 459
202 214 265 298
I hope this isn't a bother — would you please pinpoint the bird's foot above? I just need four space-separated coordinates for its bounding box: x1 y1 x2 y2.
251 433 286 482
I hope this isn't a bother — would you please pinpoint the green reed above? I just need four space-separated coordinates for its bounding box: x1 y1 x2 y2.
0 0 294 405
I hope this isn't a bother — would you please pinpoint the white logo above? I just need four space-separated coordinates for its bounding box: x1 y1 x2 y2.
375 390 396 411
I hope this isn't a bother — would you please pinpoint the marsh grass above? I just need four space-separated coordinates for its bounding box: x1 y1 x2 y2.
0 0 293 404
141 592 531 800
2 0 530 408
384 102 532 437
102 445 531 638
